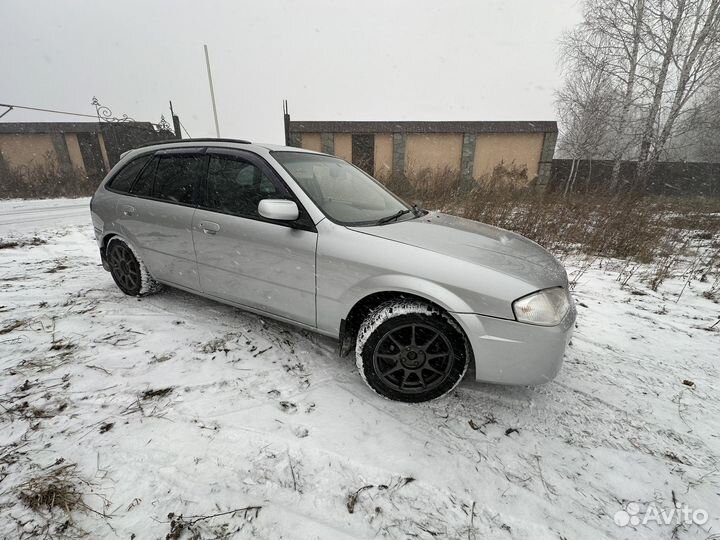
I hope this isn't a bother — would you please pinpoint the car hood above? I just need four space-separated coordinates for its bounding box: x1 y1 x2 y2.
350 212 568 289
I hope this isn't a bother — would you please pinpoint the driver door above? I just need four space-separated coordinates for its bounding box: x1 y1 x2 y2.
191 149 317 327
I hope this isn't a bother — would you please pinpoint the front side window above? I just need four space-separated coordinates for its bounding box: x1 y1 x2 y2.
205 154 287 218
272 152 410 225
107 154 152 193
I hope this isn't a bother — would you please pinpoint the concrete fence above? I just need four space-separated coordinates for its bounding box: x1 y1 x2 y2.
0 122 173 185
548 159 720 197
289 120 559 188
0 122 174 198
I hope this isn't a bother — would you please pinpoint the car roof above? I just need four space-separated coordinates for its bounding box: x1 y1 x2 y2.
129 138 322 156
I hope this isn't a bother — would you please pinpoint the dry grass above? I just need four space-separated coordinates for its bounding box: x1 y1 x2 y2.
17 462 85 514
345 476 416 514
0 375 72 424
0 237 47 250
383 165 720 266
0 319 29 336
141 387 174 400
164 506 262 539
0 153 96 199
8 459 106 539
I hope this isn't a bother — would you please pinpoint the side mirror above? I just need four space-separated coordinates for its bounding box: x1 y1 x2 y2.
258 199 299 221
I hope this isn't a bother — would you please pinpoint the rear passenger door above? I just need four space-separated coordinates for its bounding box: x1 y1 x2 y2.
192 149 317 327
117 148 206 291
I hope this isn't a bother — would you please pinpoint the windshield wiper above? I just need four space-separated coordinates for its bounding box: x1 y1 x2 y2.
376 208 412 225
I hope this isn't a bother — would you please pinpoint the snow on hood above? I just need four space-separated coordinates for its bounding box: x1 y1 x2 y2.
350 211 568 289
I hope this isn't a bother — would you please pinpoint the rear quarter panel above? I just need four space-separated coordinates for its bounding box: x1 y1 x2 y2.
90 180 118 249
90 150 147 249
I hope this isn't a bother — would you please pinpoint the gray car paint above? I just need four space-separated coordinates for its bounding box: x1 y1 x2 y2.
351 212 568 290
91 140 575 386
115 196 200 291
191 207 317 326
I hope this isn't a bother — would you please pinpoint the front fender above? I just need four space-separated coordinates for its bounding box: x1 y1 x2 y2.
315 220 526 336
340 273 476 316
316 272 480 339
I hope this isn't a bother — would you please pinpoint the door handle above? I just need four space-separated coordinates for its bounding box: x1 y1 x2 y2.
200 221 220 235
119 204 135 217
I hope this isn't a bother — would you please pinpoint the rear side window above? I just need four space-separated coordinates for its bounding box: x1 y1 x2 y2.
107 155 151 193
205 154 287 218
130 157 157 197
154 155 206 204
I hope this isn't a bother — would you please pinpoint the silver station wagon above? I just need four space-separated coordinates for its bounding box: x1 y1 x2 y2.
90 138 576 402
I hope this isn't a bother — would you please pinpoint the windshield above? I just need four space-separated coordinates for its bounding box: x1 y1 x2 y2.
272 152 410 225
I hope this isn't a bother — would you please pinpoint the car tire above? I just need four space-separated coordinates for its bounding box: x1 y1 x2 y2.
356 300 470 402
107 238 161 297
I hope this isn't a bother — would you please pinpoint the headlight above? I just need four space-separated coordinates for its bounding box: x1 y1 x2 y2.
512 287 571 326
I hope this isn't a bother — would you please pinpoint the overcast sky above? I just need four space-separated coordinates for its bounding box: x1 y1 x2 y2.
2 0 582 143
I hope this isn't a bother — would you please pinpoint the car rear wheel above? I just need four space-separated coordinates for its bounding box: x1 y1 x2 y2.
107 238 161 296
356 300 470 402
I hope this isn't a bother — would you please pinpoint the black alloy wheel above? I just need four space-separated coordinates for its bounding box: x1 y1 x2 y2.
372 323 454 395
357 302 469 402
108 241 142 295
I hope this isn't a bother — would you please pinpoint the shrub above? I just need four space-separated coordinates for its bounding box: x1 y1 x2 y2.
0 153 96 199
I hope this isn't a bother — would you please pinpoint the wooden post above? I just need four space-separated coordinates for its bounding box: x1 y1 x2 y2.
283 100 290 146
169 101 182 140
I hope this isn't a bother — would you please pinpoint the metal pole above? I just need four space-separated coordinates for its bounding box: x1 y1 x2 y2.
204 44 220 138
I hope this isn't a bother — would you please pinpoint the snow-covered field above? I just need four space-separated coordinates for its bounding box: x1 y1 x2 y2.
1 198 718 540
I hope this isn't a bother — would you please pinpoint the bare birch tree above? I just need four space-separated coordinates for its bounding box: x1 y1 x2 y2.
558 0 720 189
556 58 616 193
637 0 720 182
560 0 648 189
675 73 720 160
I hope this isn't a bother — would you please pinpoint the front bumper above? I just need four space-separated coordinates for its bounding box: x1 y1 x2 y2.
453 304 576 385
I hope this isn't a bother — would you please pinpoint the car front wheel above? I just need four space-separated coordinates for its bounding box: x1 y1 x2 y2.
356 300 470 402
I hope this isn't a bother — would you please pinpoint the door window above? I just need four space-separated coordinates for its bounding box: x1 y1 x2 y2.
205 154 287 218
108 154 152 193
130 156 157 197
154 155 205 204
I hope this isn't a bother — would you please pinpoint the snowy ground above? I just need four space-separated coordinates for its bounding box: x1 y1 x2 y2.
0 198 718 540
0 198 89 235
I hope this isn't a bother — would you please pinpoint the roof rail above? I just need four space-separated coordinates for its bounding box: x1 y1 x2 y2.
135 137 252 149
